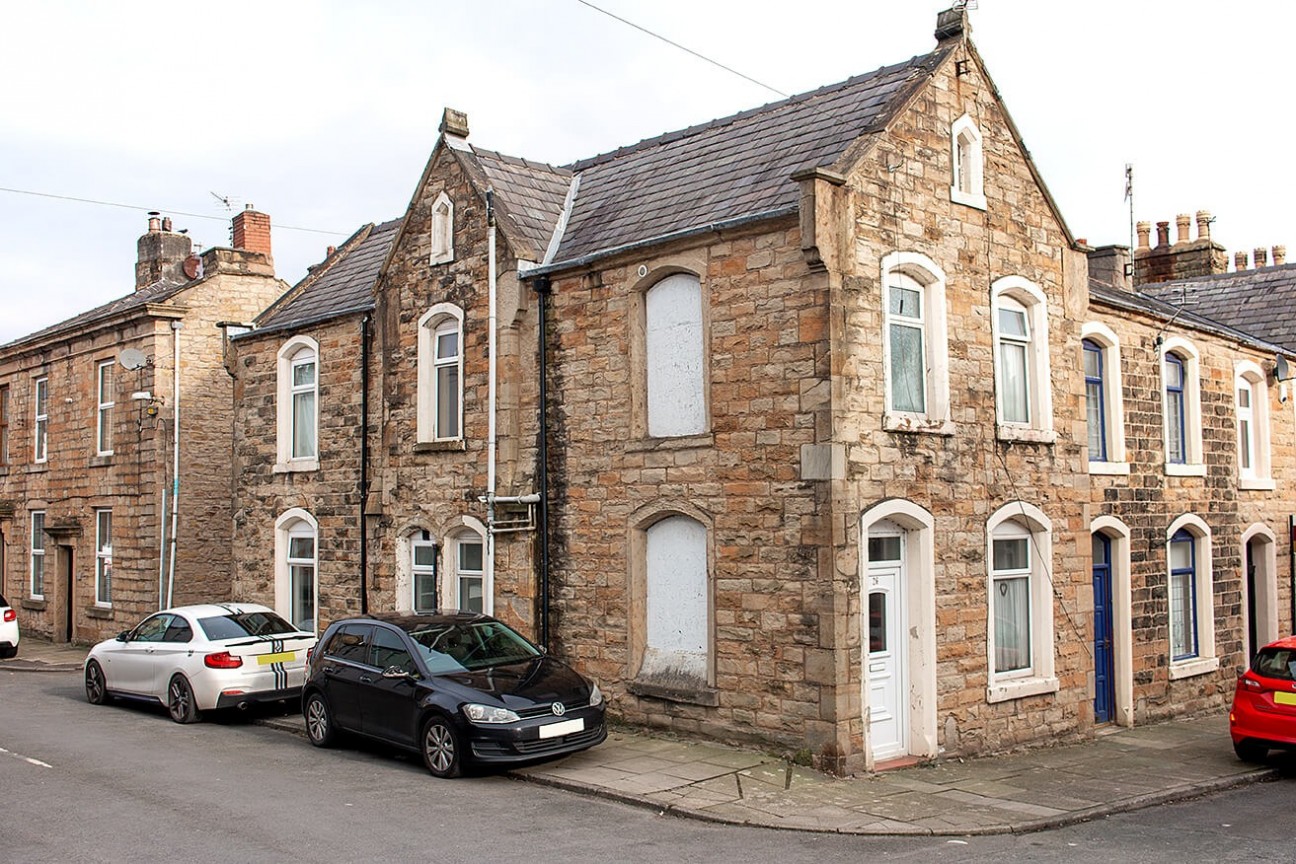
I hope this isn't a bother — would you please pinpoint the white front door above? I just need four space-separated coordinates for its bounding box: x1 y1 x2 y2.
866 530 908 761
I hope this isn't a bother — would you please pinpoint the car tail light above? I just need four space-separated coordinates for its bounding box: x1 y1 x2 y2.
3 609 14 623
306 647 314 664
1242 676 1265 692
204 652 244 669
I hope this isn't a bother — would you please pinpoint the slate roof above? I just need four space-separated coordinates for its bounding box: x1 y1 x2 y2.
253 219 400 335
1140 264 1296 354
1089 280 1289 357
549 48 952 266
1 278 188 352
473 148 571 262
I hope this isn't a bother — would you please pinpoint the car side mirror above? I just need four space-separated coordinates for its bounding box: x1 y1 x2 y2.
116 631 131 642
382 666 414 680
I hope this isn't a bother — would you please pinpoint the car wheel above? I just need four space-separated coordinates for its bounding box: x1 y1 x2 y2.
166 674 202 724
421 715 463 778
0 645 16 659
85 660 108 705
303 692 337 748
1233 738 1268 763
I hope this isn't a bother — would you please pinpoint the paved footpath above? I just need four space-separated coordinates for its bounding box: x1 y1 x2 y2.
6 637 1283 835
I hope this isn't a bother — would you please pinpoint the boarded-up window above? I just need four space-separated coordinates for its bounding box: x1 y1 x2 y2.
642 515 708 682
646 274 705 437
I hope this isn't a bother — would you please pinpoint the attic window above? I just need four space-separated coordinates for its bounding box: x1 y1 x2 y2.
949 114 986 210
430 192 454 264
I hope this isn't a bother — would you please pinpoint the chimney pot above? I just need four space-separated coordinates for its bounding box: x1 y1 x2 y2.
161 217 173 233
1274 245 1286 266
1175 214 1191 244
1136 221 1151 249
1254 247 1268 268
1235 251 1249 271
439 108 470 139
1196 210 1212 240
1156 221 1171 247
934 7 970 43
148 215 161 233
326 245 336 257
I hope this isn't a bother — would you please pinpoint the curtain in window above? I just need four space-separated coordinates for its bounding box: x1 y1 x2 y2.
289 533 316 632
292 359 316 459
1165 357 1186 463
888 283 925 413
994 575 1031 672
999 341 1029 423
1083 342 1105 459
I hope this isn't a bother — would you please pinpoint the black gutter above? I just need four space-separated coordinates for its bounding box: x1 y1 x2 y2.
535 275 553 650
359 313 371 614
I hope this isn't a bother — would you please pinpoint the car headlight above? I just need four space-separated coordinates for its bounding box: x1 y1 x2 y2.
463 703 520 724
588 682 603 707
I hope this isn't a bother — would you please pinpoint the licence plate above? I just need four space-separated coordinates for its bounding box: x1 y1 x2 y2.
257 651 297 666
538 718 584 739
1275 691 1296 706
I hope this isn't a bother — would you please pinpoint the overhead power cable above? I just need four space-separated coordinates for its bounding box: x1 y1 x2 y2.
0 185 347 236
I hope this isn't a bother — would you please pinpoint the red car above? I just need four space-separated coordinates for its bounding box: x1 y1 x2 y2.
1230 636 1296 762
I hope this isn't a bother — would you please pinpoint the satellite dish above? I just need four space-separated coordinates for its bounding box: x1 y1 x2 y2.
1275 355 1291 383
182 255 203 280
119 348 148 371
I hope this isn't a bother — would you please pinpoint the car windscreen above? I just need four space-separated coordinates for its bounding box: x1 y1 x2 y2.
199 611 300 641
406 620 541 674
0 592 7 608
1253 647 1296 681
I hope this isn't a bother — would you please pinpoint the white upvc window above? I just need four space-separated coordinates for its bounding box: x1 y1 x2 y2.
991 277 1053 441
430 192 454 265
1235 360 1273 489
881 252 951 434
33 376 48 463
275 337 320 471
1081 323 1128 473
412 537 437 613
453 532 484 614
1165 514 1218 679
1159 337 1204 476
0 384 9 466
275 509 319 634
29 511 45 599
645 273 706 438
949 114 987 210
94 509 113 607
985 502 1058 703
96 360 115 456
417 305 464 443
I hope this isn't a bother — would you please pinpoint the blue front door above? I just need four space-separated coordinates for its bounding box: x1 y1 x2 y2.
1092 534 1115 724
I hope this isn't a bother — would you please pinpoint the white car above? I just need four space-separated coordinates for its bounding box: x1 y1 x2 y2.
84 603 315 723
0 592 19 658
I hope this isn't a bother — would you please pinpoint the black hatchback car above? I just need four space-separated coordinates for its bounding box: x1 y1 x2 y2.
302 612 606 777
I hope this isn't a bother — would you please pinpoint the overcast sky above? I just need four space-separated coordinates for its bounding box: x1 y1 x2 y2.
2 1 1292 344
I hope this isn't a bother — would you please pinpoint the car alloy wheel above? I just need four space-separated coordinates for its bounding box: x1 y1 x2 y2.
1233 738 1268 763
166 674 201 724
421 716 462 778
304 692 336 748
85 660 108 705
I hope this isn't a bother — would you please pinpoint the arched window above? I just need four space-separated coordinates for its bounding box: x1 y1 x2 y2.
430 191 454 264
881 252 951 433
275 509 318 633
639 513 710 684
645 273 706 438
985 502 1057 702
1160 337 1203 475
1235 360 1272 488
949 114 986 210
991 277 1053 440
276 337 319 470
1165 514 1217 679
1081 323 1127 472
449 529 485 613
417 304 464 443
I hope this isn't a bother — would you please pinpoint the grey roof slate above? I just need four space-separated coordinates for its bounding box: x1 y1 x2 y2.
254 219 400 335
472 148 571 262
1 278 187 351
551 48 951 265
1140 265 1296 354
1089 280 1289 356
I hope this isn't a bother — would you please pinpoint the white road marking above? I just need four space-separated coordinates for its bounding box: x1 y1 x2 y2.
0 746 53 768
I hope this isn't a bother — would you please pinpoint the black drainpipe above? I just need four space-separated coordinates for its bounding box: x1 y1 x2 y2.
535 275 552 650
359 313 371 614
1289 515 1295 636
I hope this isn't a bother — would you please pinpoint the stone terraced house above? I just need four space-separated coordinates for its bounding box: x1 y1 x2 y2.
219 7 1296 773
0 209 285 644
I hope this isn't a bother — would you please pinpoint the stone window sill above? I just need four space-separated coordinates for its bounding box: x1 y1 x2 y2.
21 598 46 611
26 463 48 475
996 425 1056 445
625 432 714 453
1165 462 1207 478
413 440 467 454
627 678 719 707
86 606 114 620
986 675 1059 704
1239 477 1276 491
883 413 955 436
950 187 987 211
1169 656 1218 680
1088 461 1130 476
273 458 320 474
90 454 113 468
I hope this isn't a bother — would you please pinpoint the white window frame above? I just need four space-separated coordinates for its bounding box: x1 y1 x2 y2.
274 509 319 634
949 114 987 210
1159 336 1204 476
985 502 1057 703
33 376 48 463
274 337 320 472
96 360 115 456
443 522 487 615
1235 360 1273 490
29 511 45 600
1165 514 1218 679
0 383 9 466
94 509 112 607
417 304 465 443
645 272 707 438
430 191 454 265
411 536 438 613
991 277 1054 442
1081 323 1128 474
881 252 952 435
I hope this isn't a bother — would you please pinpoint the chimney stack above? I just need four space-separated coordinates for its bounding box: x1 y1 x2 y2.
231 206 272 260
135 213 192 290
1235 251 1248 271
1274 245 1286 266
1087 245 1133 292
1132 209 1229 287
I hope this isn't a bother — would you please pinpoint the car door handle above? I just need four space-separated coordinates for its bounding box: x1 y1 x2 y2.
323 666 338 676
359 675 374 684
